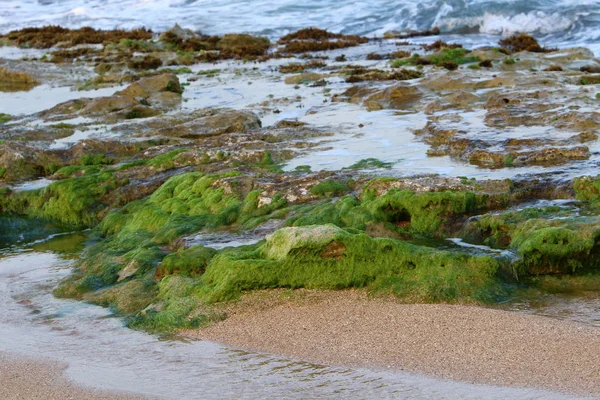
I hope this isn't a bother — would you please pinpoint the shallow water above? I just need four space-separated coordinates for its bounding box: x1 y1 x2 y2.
0 85 116 115
171 56 600 181
0 229 593 400
501 292 600 328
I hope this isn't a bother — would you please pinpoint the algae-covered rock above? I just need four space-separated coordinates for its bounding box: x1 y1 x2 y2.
511 222 599 275
202 225 504 303
574 175 600 204
156 245 217 278
277 28 367 53
217 34 270 58
263 224 343 260
0 142 63 181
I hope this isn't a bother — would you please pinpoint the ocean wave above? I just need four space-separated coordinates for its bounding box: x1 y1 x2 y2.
437 11 576 35
0 0 598 53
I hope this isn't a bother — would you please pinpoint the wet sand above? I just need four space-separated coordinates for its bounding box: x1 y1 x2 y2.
0 352 152 400
186 290 600 397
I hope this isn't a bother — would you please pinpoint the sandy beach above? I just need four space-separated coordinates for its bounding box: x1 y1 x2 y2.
187 290 600 398
0 352 152 400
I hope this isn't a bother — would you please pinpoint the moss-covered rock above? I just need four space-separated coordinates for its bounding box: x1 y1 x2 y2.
462 206 600 276
156 245 217 278
201 225 505 303
291 188 486 237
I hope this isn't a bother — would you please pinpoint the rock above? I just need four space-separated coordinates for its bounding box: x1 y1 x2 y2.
470 49 506 62
421 75 472 91
160 24 196 43
425 90 480 113
570 131 598 143
284 73 325 85
468 151 506 168
0 142 67 181
580 64 600 74
363 84 423 110
578 74 600 85
159 109 261 138
117 260 140 282
513 146 590 166
543 47 596 64
263 224 343 260
41 74 183 121
117 73 183 97
82 95 139 116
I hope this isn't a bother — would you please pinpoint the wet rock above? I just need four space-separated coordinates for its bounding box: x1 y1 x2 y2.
421 74 473 91
275 119 308 128
364 84 423 111
338 83 423 111
41 74 183 121
578 74 600 85
118 73 183 97
470 49 506 62
81 95 140 116
159 109 261 138
581 64 600 74
424 90 480 114
542 47 596 64
117 260 140 282
570 131 599 143
159 24 196 43
284 73 326 85
512 146 590 166
0 142 63 181
383 27 440 39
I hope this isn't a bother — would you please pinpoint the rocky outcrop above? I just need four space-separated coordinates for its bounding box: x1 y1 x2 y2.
40 74 183 121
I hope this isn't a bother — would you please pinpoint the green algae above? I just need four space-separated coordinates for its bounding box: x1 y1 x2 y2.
574 175 600 205
391 48 478 68
292 189 485 237
310 180 351 197
511 220 600 276
343 158 393 170
156 245 217 278
251 152 283 173
200 225 505 303
428 48 479 65
0 171 126 227
461 205 600 277
38 171 600 333
80 154 114 166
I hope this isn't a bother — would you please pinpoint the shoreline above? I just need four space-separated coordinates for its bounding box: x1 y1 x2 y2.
185 290 600 398
0 351 153 400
